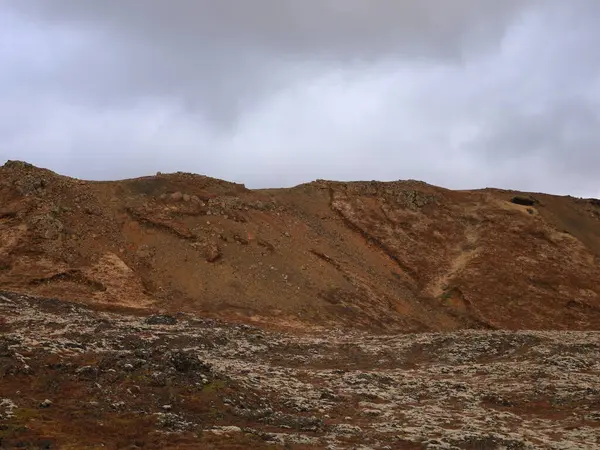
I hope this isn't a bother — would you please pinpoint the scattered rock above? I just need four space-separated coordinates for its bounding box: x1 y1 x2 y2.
169 351 211 373
209 426 242 435
0 292 599 449
156 412 194 431
150 371 168 387
145 314 177 325
27 214 63 239
0 398 17 419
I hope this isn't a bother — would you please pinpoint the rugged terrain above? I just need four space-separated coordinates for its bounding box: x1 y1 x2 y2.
1 160 600 331
1 161 600 449
1 291 599 449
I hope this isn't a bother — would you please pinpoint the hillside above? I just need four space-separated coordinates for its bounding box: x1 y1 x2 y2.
1 160 600 332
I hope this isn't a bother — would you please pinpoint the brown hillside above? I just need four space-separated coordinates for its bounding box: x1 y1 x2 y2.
1 160 599 331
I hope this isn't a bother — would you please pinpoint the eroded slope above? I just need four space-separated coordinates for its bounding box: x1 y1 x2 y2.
1 160 600 331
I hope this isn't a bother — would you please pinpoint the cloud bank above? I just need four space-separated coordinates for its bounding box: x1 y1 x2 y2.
1 0 599 197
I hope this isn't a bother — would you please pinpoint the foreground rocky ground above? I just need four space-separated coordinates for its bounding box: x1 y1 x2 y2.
1 291 599 449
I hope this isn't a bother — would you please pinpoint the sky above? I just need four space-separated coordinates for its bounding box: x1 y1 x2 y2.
1 1 600 197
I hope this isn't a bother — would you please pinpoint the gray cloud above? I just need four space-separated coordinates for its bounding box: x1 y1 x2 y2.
3 0 533 120
1 0 599 197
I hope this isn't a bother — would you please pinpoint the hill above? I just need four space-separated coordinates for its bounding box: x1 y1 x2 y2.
1 160 600 331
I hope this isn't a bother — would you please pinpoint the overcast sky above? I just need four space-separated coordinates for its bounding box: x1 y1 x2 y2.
1 1 599 196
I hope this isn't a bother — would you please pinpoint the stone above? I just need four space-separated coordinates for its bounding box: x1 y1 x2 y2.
171 191 183 201
40 399 52 408
150 372 167 387
205 242 221 263
27 214 63 240
169 351 211 373
210 426 242 434
145 314 177 325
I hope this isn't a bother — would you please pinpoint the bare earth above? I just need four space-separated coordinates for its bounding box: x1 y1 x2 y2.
1 161 600 448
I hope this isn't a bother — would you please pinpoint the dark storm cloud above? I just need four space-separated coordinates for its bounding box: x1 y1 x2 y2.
2 0 535 122
1 0 600 197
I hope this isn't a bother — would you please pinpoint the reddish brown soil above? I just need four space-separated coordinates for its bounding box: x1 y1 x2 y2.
1 160 600 332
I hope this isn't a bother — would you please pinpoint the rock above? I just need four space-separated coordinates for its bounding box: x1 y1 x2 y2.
150 372 168 387
210 426 242 435
397 190 436 210
332 424 363 435
233 234 249 245
145 314 177 325
171 191 183 201
40 399 52 408
257 239 275 252
75 365 97 378
83 206 101 216
161 404 172 411
0 340 14 357
4 160 35 170
182 194 191 202
169 351 211 373
205 242 221 262
13 174 47 196
27 214 63 239
156 412 194 431
0 398 17 419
